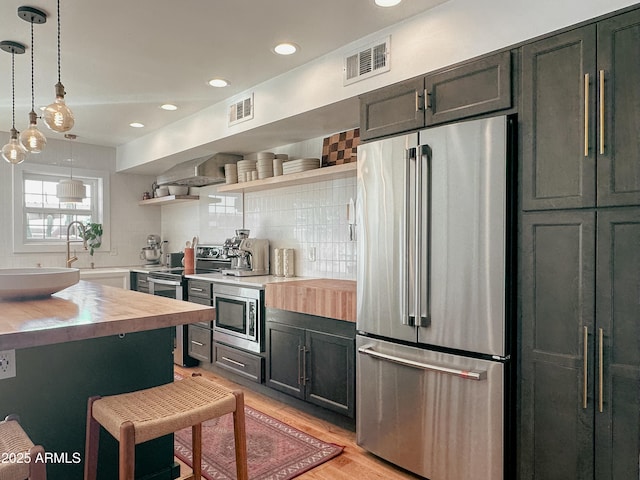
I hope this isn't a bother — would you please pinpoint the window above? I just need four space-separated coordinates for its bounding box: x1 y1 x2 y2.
13 164 110 253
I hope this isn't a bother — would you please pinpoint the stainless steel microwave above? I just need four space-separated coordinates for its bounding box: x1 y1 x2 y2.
213 283 264 353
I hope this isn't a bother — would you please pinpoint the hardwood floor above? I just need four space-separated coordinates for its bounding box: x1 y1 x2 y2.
174 365 421 480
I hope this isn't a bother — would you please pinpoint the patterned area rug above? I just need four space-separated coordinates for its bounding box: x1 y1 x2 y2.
173 376 344 480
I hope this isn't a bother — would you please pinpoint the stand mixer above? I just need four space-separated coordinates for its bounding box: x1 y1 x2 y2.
140 234 165 265
222 229 269 276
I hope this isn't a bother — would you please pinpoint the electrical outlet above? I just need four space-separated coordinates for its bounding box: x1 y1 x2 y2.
0 350 16 380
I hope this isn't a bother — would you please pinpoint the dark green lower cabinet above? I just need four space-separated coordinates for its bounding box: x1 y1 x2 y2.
520 208 640 479
266 309 355 419
594 208 640 479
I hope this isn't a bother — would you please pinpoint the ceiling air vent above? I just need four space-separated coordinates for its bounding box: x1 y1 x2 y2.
228 93 254 126
344 36 390 86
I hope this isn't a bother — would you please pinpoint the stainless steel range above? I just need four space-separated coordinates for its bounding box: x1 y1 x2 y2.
146 244 230 366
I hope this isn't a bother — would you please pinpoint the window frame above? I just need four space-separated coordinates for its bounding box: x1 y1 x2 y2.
12 163 110 254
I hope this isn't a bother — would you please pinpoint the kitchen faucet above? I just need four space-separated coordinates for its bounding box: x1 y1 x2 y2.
66 221 88 268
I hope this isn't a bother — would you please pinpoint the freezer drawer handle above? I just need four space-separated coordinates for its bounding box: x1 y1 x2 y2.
358 346 487 381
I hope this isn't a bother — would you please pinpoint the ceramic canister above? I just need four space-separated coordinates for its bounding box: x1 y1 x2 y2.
283 248 295 277
274 248 284 276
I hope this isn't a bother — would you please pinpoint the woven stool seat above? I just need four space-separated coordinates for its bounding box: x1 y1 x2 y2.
84 375 248 480
91 376 237 445
0 415 46 480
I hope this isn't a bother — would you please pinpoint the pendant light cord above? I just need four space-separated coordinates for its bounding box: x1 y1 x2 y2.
30 19 35 112
56 0 61 84
11 51 16 129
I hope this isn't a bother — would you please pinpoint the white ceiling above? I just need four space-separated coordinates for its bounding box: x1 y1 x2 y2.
0 0 446 148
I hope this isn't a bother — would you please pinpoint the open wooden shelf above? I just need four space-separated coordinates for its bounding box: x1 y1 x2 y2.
216 162 357 193
138 195 199 206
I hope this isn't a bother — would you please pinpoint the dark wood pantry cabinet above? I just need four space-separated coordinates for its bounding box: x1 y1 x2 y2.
519 208 640 479
359 50 513 141
519 8 640 479
265 308 356 419
521 9 640 211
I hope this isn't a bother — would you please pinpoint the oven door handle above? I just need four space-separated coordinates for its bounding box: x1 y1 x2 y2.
148 278 182 287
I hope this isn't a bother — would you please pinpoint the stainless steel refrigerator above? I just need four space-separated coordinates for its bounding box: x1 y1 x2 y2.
356 115 515 480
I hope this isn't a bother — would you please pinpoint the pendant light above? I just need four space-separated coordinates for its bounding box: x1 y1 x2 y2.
0 41 28 165
18 6 48 153
56 134 86 203
43 0 74 133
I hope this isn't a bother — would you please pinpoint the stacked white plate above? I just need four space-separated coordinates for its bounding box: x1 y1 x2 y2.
282 158 321 175
257 157 274 179
237 159 256 183
224 163 238 184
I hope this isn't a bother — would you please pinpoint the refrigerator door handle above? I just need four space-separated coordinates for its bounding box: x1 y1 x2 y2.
414 146 423 328
419 144 431 328
358 345 487 381
405 147 417 327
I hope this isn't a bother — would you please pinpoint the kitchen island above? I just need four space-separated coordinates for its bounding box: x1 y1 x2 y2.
0 281 214 479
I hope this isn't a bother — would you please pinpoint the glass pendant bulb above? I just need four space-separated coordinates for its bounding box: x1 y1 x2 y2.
20 111 47 153
2 128 28 165
43 82 74 132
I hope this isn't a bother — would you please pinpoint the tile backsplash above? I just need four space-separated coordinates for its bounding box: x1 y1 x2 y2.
160 177 357 280
244 177 356 279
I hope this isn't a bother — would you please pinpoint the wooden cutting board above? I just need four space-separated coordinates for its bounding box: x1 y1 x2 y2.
265 279 356 323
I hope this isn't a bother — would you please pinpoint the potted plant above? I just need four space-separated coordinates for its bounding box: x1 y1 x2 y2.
82 222 103 256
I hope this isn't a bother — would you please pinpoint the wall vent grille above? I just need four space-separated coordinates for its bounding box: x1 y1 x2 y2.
228 93 254 126
344 36 390 85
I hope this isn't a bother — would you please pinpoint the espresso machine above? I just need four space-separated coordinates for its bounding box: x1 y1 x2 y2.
222 229 269 276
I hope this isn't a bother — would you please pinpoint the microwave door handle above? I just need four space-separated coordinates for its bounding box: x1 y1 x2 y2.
405 147 417 327
419 144 431 328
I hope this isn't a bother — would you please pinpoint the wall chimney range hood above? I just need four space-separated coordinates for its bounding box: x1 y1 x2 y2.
156 153 242 186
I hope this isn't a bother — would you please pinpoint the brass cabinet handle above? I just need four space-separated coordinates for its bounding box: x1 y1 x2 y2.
599 70 605 155
584 73 590 157
583 326 588 409
598 328 604 413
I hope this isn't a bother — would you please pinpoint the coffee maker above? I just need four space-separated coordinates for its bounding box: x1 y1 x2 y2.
222 229 269 276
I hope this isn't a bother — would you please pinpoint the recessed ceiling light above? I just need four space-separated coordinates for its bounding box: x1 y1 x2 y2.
375 0 402 6
208 78 229 88
160 103 178 111
274 43 298 55
129 122 144 128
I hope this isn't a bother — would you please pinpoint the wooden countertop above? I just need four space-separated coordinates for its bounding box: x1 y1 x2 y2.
0 280 214 350
265 279 356 322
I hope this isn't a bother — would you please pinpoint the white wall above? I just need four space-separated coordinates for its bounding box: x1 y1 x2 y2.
0 132 160 269
117 0 638 170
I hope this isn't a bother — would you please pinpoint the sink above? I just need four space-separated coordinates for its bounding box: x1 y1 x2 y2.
0 268 80 301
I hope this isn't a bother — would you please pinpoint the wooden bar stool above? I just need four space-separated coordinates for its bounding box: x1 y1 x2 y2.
0 414 47 480
84 375 248 480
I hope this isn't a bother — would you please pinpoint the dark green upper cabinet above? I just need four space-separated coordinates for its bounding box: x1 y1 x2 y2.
521 26 597 210
359 50 513 141
359 77 425 141
597 10 640 206
425 50 512 125
522 9 640 211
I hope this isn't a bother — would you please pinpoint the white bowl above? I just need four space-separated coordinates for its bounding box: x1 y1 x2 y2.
168 185 189 195
155 186 169 197
0 268 80 300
